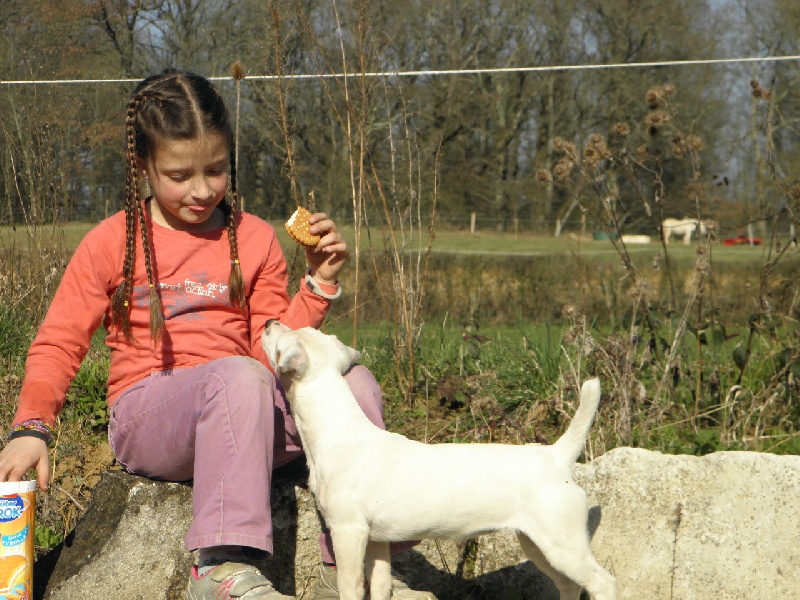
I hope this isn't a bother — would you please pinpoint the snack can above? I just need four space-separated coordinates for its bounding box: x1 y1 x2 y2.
0 481 36 600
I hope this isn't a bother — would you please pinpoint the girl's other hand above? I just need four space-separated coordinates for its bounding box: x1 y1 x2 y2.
0 437 51 491
306 212 348 285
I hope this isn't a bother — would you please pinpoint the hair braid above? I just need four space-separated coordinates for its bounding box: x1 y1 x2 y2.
132 89 166 344
224 150 245 308
135 184 164 343
111 95 145 342
112 88 168 344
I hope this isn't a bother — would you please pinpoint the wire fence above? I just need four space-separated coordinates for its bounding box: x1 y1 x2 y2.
3 53 800 85
3 53 799 241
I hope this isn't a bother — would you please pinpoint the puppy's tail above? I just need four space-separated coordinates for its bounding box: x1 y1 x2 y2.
552 378 602 464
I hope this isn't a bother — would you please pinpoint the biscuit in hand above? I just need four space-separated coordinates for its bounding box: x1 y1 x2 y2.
285 206 321 247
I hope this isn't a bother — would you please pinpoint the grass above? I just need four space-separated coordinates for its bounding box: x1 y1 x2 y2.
324 312 800 456
2 220 783 267
2 218 799 557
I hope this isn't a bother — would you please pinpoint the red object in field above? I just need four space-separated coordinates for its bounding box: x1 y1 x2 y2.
723 235 762 246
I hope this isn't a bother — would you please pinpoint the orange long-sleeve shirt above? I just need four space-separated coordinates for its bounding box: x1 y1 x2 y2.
14 209 336 426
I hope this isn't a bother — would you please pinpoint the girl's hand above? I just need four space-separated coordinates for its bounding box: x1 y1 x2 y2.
306 212 348 285
0 437 50 491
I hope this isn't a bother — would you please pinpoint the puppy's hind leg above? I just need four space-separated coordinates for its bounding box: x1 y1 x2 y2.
331 525 371 600
516 532 582 600
517 530 616 600
365 540 392 600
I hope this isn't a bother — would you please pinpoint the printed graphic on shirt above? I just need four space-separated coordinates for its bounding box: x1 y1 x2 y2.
133 271 232 321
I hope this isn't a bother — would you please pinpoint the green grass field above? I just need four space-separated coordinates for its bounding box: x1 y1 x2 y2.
2 218 799 557
1 219 782 265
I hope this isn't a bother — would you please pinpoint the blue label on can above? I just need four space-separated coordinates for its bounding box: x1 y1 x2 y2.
0 496 25 523
2 524 28 548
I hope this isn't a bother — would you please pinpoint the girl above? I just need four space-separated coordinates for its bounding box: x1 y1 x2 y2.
0 70 434 600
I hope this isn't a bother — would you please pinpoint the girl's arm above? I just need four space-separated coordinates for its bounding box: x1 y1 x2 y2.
15 226 114 425
243 218 340 365
5 223 116 488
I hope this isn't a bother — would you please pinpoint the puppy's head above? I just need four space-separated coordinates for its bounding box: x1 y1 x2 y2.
261 320 361 381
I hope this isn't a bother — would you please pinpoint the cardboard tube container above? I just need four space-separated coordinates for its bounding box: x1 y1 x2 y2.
0 481 36 600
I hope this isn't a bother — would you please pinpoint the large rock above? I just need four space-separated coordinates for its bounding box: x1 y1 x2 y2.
34 448 800 599
574 448 800 600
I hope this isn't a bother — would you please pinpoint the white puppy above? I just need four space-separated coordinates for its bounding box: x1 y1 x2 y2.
261 321 616 600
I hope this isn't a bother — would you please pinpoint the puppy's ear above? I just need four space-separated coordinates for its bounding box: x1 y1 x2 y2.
331 337 361 374
274 337 308 377
345 345 362 367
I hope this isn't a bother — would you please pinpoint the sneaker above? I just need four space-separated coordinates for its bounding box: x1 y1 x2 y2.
314 564 437 599
187 562 294 599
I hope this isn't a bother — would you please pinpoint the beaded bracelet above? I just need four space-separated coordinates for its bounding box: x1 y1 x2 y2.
8 419 53 446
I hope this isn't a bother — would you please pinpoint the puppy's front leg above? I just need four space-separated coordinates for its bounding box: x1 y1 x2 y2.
331 525 370 600
365 540 392 600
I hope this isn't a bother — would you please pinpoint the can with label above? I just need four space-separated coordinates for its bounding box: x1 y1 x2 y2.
0 481 36 600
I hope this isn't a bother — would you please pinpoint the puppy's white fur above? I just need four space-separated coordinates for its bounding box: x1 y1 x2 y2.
262 322 616 600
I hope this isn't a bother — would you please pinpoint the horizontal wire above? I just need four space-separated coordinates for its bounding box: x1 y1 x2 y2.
1 54 799 86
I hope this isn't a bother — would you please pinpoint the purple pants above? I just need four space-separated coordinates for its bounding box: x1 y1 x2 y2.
108 355 411 561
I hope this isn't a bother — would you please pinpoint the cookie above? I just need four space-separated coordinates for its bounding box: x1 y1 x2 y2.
285 206 321 247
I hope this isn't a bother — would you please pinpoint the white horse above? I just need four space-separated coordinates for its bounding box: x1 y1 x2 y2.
662 218 707 245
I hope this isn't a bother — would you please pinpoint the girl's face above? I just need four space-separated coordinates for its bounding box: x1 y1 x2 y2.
143 132 230 232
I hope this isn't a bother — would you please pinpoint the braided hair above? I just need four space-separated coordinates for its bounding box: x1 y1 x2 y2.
111 69 245 344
